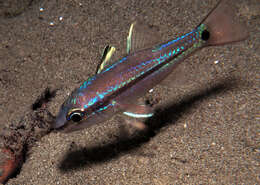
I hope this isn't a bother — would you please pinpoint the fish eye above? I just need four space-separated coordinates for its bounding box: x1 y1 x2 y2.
67 109 84 122
201 30 210 41
70 112 82 122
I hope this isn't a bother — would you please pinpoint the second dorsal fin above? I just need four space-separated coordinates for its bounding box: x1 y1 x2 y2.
126 21 161 54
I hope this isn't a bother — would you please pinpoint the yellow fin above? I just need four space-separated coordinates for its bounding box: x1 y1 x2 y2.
96 45 116 74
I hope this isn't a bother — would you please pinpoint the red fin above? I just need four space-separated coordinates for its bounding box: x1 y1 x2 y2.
201 0 248 46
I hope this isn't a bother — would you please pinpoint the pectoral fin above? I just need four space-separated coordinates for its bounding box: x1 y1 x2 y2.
96 45 116 74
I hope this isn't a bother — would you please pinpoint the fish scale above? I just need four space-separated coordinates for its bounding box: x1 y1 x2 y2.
73 26 202 113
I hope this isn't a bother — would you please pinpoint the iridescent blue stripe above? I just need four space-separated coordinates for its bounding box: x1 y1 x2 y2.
101 57 127 73
82 27 202 111
153 29 196 51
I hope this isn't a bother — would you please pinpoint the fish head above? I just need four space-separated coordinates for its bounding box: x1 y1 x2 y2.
54 106 88 133
53 89 92 132
53 85 110 132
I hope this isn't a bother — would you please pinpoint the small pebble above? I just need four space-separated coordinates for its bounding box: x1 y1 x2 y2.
59 16 63 21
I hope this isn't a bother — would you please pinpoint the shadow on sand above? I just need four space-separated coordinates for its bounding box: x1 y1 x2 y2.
58 77 241 172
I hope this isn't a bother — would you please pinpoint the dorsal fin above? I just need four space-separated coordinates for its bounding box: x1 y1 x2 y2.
96 22 161 74
126 21 161 54
96 45 116 74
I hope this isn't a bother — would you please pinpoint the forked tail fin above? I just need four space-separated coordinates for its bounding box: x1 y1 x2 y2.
200 0 248 46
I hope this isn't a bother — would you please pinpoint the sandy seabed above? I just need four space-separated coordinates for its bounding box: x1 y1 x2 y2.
0 0 259 184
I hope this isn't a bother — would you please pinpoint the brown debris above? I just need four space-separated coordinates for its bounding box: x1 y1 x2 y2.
0 148 22 184
0 88 56 183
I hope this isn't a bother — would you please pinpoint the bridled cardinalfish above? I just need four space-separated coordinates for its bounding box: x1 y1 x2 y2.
53 0 248 132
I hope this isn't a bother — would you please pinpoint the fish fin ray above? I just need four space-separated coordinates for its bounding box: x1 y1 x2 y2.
200 0 248 46
96 45 116 74
127 20 161 54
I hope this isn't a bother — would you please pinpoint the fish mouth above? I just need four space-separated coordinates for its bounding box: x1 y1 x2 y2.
53 110 80 133
54 119 82 133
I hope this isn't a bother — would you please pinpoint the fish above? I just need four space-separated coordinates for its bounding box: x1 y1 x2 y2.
53 0 248 132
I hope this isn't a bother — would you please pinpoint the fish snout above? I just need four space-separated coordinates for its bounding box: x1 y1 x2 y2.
53 109 67 129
